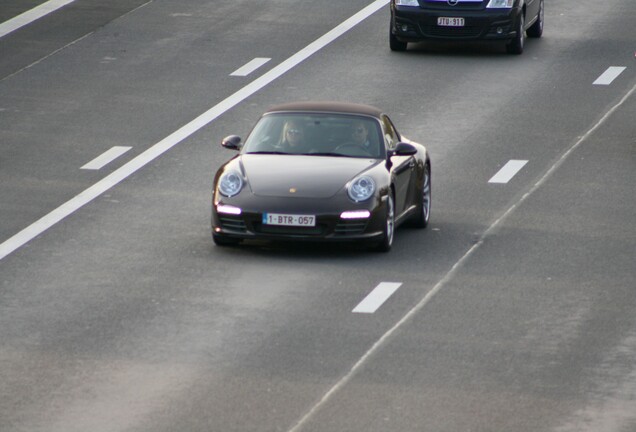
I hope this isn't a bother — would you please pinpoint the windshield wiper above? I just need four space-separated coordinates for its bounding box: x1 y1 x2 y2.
244 151 288 155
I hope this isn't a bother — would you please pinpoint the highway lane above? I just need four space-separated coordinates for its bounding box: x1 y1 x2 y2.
0 0 385 245
301 89 636 432
1 0 635 431
0 0 153 78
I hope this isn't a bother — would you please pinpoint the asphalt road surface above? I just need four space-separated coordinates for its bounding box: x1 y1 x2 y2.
1 1 635 431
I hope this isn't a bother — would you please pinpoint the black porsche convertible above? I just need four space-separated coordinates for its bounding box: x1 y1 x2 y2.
211 101 431 252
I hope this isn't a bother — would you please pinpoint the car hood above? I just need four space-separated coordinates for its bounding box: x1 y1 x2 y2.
239 155 381 198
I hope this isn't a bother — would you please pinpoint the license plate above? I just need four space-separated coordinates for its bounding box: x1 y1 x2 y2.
437 17 465 27
263 213 316 227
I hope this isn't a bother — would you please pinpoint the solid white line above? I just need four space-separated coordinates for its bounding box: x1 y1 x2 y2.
0 0 76 39
593 66 626 85
488 160 528 184
81 146 132 170
285 83 636 432
0 0 389 262
352 282 402 314
230 58 271 77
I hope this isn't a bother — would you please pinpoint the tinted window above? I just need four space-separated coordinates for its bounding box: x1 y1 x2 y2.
242 113 384 158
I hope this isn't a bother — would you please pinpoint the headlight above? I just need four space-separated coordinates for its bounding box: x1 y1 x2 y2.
218 170 243 197
395 0 420 6
347 176 376 202
486 0 514 8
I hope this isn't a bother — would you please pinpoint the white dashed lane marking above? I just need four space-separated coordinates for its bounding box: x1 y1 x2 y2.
593 66 626 85
489 160 528 184
353 282 402 314
0 0 76 38
81 146 132 170
0 0 389 262
230 58 271 77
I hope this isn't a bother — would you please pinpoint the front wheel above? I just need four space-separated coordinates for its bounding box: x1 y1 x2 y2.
506 12 525 54
412 163 431 228
376 194 395 252
390 26 407 52
527 0 544 38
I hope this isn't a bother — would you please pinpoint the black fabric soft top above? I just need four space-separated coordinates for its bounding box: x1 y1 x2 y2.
265 101 384 119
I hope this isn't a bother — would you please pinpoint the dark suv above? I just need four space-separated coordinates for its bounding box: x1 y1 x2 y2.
390 0 543 54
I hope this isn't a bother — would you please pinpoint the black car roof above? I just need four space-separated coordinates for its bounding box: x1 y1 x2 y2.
264 101 384 118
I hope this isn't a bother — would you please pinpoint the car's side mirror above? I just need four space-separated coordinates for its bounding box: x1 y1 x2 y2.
386 142 417 169
221 135 242 150
393 142 417 156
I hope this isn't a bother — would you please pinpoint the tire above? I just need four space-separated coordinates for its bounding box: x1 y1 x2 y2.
506 12 525 55
390 27 407 52
376 194 395 252
412 162 431 229
527 0 544 38
213 233 241 246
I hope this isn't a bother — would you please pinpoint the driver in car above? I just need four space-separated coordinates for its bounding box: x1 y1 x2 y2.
350 121 372 151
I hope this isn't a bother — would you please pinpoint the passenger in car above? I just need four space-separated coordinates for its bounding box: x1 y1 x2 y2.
279 120 308 154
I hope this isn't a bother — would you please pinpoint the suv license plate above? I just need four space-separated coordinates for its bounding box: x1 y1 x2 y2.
263 213 316 227
437 17 465 27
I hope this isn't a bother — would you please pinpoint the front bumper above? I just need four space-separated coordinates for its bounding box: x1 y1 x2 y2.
211 194 388 243
391 5 522 41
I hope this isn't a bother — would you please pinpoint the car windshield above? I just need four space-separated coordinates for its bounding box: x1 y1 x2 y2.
241 113 384 159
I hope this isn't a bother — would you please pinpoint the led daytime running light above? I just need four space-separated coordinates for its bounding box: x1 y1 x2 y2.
340 210 371 219
217 204 242 215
